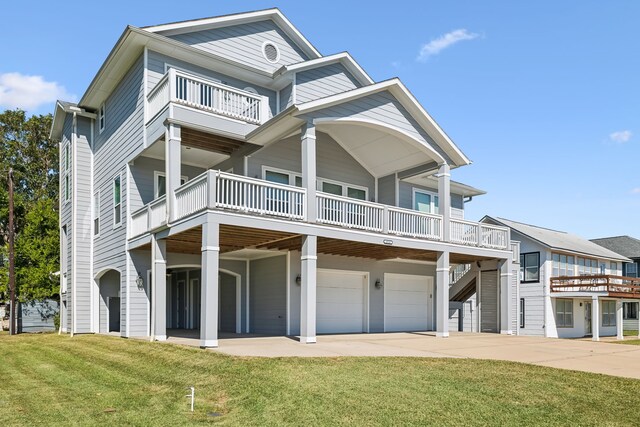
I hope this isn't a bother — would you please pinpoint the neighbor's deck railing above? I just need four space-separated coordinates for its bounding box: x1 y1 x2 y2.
146 68 270 125
129 172 509 251
550 275 640 298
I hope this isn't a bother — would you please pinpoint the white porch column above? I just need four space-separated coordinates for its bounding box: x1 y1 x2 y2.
301 121 317 222
165 123 181 222
499 258 513 335
300 235 317 343
151 235 167 341
200 220 220 348
592 296 600 342
436 251 450 338
616 300 624 340
437 163 451 242
637 302 640 339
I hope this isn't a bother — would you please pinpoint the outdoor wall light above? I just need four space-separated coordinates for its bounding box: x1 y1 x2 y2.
135 272 144 289
296 274 301 286
375 279 383 289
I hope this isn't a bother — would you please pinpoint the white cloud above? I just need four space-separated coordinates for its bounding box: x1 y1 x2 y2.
609 130 632 143
417 29 479 62
0 72 75 111
631 188 640 195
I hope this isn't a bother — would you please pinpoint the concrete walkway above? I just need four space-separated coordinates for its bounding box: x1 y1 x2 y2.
205 332 640 379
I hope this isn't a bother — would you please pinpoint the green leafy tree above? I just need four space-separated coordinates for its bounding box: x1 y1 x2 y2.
0 109 58 300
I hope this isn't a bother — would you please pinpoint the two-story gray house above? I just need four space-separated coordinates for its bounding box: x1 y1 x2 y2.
51 9 518 348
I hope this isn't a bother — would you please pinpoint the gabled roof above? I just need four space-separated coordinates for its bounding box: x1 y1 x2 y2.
482 216 630 262
50 101 96 141
142 8 321 59
293 78 471 167
274 52 374 86
590 236 640 260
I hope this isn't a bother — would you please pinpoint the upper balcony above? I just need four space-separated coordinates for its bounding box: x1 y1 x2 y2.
551 275 640 299
130 170 511 251
146 68 272 140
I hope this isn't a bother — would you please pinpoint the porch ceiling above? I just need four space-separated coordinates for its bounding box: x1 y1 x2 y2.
141 224 492 264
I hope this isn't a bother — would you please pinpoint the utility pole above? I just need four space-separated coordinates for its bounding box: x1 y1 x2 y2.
8 168 16 335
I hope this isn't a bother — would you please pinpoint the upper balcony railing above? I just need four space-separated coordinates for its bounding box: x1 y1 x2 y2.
147 68 270 125
550 275 640 298
130 170 510 251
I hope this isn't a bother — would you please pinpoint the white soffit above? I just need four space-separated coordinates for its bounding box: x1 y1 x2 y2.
318 122 435 178
142 140 229 169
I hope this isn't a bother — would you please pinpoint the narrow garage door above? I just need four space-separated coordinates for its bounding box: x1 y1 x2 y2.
480 270 498 333
385 274 434 332
317 269 367 334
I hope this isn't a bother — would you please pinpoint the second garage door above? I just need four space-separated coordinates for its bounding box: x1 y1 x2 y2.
317 269 368 334
384 273 434 332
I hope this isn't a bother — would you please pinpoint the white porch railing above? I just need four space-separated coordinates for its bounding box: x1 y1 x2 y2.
216 171 306 220
146 68 269 125
130 172 509 252
450 219 480 246
317 192 384 232
175 173 208 220
387 206 442 240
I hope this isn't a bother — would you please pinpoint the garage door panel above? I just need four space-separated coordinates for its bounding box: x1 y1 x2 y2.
317 270 367 334
385 274 433 332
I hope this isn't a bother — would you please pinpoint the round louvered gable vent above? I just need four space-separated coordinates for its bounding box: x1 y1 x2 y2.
262 42 280 63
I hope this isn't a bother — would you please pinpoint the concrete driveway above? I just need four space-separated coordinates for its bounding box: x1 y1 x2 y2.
209 332 640 379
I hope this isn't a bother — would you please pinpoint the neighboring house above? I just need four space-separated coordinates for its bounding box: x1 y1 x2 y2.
591 236 640 331
481 217 635 340
18 300 59 333
50 8 519 348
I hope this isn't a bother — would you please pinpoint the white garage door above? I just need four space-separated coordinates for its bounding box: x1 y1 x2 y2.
385 273 433 332
317 269 367 334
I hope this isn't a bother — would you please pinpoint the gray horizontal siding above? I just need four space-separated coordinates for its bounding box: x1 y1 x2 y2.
168 19 308 72
60 115 73 330
146 50 277 118
247 132 375 197
295 63 361 103
130 156 206 206
279 83 292 111
74 117 94 333
302 91 452 164
398 181 464 210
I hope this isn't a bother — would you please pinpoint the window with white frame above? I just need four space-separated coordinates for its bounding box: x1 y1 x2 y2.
113 175 122 227
624 302 638 320
520 252 540 282
98 103 106 133
263 168 301 187
552 253 575 277
93 191 100 237
577 257 599 275
602 300 616 327
319 178 367 200
154 171 188 198
555 298 573 328
413 189 439 214
609 261 619 275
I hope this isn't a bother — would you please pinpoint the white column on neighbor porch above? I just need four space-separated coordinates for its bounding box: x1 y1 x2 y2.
499 258 513 335
301 121 317 222
300 235 317 343
616 300 624 340
592 295 600 342
200 219 220 348
437 163 451 242
151 235 167 341
165 123 181 222
436 251 450 338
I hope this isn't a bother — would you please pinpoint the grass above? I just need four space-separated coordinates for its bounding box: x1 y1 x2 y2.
1 333 640 426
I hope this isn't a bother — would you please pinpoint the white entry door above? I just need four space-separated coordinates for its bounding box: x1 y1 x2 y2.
384 273 434 332
317 269 368 334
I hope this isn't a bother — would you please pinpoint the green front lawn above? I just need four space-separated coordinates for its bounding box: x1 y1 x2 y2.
1 333 639 426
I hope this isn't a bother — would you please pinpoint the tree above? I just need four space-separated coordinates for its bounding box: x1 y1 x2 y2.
0 110 58 301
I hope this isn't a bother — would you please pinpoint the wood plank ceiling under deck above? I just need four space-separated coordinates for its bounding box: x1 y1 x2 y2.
137 224 493 264
181 127 246 155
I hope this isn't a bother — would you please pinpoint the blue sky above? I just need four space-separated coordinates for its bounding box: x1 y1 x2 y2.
1 1 638 239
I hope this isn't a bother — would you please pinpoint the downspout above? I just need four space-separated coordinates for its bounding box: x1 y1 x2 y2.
71 112 77 337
